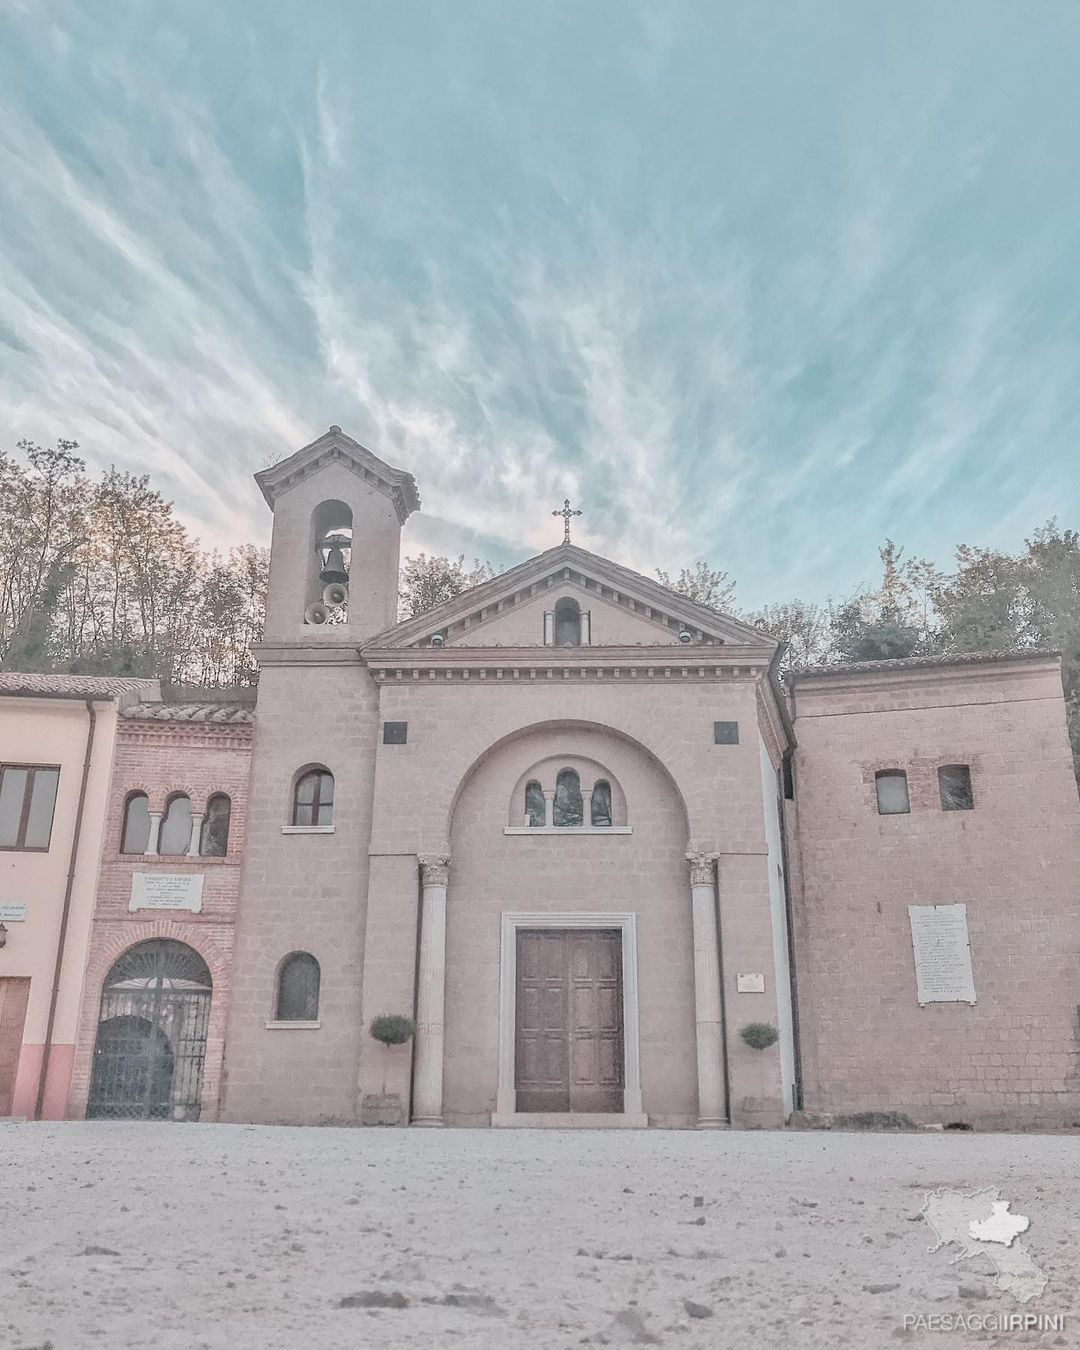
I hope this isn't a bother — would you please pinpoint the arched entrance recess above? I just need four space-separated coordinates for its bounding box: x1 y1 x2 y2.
87 940 212 1121
437 721 698 1127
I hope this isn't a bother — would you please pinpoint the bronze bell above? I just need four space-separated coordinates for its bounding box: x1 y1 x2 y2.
319 545 349 586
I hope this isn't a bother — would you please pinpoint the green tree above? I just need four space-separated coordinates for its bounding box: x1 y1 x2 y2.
398 553 496 619
928 545 1027 654
1014 523 1080 778
655 561 736 612
748 600 831 670
829 597 922 662
825 541 939 663
0 439 268 688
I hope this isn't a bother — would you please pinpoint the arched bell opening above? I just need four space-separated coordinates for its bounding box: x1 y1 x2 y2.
306 499 353 625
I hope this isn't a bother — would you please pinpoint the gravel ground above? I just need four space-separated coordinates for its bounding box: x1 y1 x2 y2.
1 1122 1076 1349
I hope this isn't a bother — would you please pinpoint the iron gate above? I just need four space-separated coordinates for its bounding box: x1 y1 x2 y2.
87 939 212 1121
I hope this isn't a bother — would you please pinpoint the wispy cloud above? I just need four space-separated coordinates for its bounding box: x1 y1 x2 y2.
1 3 1079 606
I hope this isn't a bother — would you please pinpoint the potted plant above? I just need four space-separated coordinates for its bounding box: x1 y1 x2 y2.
362 1014 416 1125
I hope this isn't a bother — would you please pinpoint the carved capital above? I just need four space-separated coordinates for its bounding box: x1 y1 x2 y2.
418 854 451 887
686 851 716 889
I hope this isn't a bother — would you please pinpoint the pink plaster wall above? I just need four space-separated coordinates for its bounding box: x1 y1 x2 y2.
444 584 685 648
361 669 787 1128
444 725 698 1126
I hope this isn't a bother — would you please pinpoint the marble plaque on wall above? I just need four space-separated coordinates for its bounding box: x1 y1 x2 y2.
908 903 976 1004
130 872 204 914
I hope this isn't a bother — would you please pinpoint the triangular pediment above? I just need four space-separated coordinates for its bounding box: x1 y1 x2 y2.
255 425 420 523
363 544 777 652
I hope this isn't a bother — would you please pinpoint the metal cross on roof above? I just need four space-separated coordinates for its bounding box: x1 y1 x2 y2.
552 498 582 544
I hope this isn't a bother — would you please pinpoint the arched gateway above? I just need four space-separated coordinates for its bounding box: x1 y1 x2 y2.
87 940 212 1121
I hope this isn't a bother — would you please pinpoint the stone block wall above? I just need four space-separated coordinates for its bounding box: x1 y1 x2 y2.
219 657 380 1124
788 656 1080 1128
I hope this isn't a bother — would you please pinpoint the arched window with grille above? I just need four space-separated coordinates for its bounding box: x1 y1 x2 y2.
121 792 151 855
590 780 613 827
158 794 193 855
292 769 334 827
553 768 583 827
524 780 545 828
276 953 321 1021
200 794 232 856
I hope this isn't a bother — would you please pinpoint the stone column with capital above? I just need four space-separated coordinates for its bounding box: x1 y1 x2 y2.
412 855 450 1125
687 850 729 1127
187 813 205 858
144 811 162 857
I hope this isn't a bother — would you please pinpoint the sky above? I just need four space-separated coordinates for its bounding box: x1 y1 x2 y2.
2 2 1079 610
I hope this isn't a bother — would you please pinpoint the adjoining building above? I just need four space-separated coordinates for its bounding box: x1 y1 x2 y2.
0 673 159 1119
69 696 253 1123
787 653 1080 1129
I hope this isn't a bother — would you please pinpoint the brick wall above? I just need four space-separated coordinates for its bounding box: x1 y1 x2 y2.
69 714 251 1120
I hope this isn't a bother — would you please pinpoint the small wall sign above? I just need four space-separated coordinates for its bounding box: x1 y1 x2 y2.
130 873 204 914
736 972 765 993
0 903 27 922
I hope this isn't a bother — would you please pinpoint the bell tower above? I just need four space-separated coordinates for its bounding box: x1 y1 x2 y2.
255 426 420 644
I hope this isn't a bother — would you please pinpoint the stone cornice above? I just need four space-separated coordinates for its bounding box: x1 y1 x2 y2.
252 642 364 668
254 426 420 522
756 680 790 766
363 645 773 684
788 648 1060 682
118 722 253 750
789 653 1063 712
366 544 778 651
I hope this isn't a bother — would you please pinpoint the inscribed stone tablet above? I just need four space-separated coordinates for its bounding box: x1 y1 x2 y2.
908 903 976 1004
130 873 204 914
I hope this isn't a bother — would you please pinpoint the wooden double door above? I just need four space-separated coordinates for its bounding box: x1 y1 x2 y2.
515 929 624 1113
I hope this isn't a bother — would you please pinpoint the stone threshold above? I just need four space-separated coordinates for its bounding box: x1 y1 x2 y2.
491 1111 649 1129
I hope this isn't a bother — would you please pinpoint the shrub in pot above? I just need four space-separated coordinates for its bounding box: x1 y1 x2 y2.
365 1015 417 1122
370 1014 416 1047
740 1021 780 1050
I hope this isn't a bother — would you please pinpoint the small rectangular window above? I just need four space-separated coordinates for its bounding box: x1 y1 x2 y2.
0 765 60 850
875 770 910 815
713 721 740 745
383 721 408 745
938 764 974 811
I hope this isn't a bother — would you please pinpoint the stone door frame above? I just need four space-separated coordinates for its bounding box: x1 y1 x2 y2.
493 911 647 1127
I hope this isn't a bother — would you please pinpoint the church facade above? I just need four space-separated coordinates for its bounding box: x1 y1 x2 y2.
5 425 1077 1130
214 427 1080 1131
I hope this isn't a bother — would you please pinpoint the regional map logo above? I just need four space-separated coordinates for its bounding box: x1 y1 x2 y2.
920 1187 1047 1304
